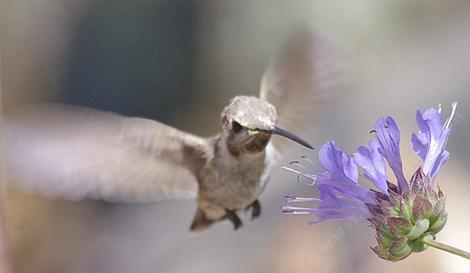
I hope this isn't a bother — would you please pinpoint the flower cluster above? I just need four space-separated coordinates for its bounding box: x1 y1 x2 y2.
283 103 458 261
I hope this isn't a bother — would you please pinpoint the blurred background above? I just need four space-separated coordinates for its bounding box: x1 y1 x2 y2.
1 0 470 272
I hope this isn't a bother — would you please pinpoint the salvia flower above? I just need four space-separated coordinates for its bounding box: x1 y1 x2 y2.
283 103 460 261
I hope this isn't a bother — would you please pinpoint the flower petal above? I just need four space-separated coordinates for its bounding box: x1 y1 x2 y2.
354 140 388 193
317 141 374 202
429 150 449 179
411 131 427 160
412 103 457 181
374 117 409 192
310 184 372 223
319 141 358 183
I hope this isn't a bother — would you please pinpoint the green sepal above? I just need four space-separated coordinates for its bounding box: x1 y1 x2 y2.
387 217 412 237
406 219 430 240
412 195 433 221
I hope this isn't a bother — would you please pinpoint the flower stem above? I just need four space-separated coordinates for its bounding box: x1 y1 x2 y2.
422 236 470 260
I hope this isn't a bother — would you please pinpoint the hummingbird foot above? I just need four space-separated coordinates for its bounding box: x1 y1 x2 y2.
245 199 261 220
225 209 243 230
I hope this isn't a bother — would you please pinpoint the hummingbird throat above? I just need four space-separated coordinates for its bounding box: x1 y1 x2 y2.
228 134 271 156
244 134 271 153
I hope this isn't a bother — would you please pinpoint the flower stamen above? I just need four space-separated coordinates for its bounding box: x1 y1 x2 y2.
284 196 320 202
443 102 458 130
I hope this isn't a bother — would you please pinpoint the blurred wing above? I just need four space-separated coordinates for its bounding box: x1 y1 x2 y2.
3 105 208 203
260 30 345 159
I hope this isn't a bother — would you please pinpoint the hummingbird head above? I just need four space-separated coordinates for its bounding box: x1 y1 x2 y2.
221 96 313 155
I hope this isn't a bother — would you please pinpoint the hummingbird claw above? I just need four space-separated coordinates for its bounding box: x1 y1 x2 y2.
225 209 243 230
245 199 261 220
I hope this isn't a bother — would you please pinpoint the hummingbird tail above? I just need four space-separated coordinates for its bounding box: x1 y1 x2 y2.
189 208 215 233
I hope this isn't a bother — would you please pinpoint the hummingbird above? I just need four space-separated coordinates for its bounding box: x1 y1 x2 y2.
3 31 341 231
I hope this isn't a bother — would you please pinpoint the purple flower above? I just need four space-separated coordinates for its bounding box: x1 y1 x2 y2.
412 103 457 181
282 103 458 261
373 117 409 192
354 140 387 193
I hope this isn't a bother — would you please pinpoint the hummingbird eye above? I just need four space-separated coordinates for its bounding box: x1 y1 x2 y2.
231 121 243 133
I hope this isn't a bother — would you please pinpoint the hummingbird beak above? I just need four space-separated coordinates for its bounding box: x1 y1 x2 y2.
256 126 314 150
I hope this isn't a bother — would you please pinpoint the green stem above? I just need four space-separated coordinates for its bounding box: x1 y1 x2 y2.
422 236 470 260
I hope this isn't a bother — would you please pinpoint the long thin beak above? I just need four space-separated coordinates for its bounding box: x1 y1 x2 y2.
257 126 314 150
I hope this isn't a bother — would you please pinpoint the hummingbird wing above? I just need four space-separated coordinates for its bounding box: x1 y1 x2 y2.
3 104 207 203
260 30 345 158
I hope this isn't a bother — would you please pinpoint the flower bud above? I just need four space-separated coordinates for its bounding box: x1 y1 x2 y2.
370 169 447 261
